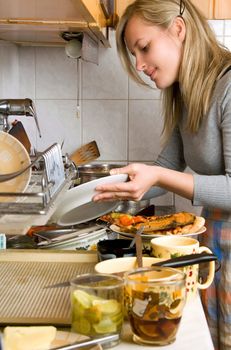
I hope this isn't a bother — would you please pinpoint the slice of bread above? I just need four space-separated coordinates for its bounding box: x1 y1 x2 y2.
4 326 57 350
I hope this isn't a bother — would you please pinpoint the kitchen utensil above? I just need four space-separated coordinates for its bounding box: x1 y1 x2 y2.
51 334 119 350
135 226 144 268
0 250 98 325
9 119 31 153
47 251 217 289
152 252 218 268
0 98 41 136
70 141 100 166
51 174 128 226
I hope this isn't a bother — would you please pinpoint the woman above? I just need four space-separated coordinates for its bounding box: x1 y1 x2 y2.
93 1 231 349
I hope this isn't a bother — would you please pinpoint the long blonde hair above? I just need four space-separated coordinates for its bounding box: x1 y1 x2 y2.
116 0 231 141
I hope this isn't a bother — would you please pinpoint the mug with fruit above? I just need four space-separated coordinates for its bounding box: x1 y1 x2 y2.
124 266 186 346
70 274 124 348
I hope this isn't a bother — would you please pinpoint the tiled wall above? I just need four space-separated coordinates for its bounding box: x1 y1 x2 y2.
0 19 231 214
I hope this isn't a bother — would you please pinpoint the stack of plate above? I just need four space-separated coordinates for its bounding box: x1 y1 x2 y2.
36 225 108 250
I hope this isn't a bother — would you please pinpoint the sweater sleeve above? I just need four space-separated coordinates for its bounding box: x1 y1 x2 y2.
193 83 231 211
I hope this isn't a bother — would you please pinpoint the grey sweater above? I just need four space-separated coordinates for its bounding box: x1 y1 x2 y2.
150 71 231 212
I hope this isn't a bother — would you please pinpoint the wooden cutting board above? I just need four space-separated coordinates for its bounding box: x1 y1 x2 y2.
0 250 98 325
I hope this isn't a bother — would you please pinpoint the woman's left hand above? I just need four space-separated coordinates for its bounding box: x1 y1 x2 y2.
93 163 158 202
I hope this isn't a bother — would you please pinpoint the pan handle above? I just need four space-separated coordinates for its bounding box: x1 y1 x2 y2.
152 252 218 269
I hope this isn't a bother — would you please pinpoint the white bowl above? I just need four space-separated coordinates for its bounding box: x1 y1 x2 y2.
95 256 162 275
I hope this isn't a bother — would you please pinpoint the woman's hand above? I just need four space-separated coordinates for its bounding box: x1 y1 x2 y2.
93 163 159 202
93 163 194 202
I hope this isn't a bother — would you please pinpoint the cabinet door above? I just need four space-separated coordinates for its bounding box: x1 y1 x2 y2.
117 0 214 19
191 0 214 19
116 0 134 18
214 0 231 19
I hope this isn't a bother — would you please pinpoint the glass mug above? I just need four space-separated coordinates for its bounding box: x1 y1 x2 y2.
70 273 124 348
124 266 186 346
151 236 215 301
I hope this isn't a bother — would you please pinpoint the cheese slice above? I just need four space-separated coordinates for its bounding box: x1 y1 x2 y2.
4 326 57 350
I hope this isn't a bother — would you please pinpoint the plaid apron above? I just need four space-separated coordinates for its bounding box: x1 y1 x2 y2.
199 208 231 350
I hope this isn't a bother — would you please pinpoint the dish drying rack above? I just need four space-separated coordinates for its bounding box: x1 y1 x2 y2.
0 143 77 235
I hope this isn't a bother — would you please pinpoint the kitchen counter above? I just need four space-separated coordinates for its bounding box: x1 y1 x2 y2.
0 250 214 349
117 295 214 349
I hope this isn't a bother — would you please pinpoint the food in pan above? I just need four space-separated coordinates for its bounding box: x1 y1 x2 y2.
99 212 205 235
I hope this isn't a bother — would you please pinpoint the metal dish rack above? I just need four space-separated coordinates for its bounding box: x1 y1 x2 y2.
0 143 77 216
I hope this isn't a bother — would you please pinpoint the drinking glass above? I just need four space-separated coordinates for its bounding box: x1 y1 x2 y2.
124 266 186 346
70 273 124 348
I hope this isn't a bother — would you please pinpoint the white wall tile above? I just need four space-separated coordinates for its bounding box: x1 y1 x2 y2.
224 37 231 51
208 20 224 36
129 75 161 100
174 195 202 216
82 30 128 99
0 41 19 98
129 99 163 161
82 99 128 161
224 20 231 36
35 47 77 99
18 46 36 99
35 99 81 154
151 193 174 206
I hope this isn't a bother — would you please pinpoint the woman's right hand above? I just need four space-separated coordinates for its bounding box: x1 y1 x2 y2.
93 163 159 202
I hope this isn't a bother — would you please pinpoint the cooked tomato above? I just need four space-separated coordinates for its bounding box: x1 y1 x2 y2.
119 215 134 226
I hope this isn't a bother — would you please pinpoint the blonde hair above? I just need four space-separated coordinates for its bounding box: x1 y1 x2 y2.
116 0 231 141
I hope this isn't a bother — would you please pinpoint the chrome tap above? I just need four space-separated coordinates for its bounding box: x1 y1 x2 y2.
0 98 41 137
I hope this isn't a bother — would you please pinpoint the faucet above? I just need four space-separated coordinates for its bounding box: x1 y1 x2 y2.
0 98 41 137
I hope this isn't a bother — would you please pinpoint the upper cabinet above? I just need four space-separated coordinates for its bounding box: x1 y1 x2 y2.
116 0 231 20
116 0 134 18
192 0 231 19
191 0 214 18
214 0 231 19
0 0 118 47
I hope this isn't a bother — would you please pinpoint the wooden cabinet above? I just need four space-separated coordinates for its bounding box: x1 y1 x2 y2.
192 0 214 18
116 0 133 18
0 0 112 46
116 0 231 20
192 0 231 19
214 0 231 19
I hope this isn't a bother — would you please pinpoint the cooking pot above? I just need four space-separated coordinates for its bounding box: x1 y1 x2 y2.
76 163 127 184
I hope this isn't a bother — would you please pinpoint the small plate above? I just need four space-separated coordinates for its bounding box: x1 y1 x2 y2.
110 224 207 238
53 174 128 226
0 131 31 201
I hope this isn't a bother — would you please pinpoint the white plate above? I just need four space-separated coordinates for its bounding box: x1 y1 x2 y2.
53 174 128 226
0 131 31 201
110 224 207 238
